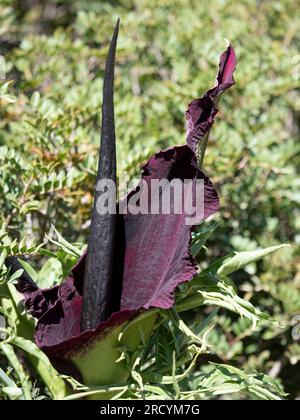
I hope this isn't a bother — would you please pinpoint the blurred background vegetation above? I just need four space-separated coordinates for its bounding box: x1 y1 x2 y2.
0 0 299 398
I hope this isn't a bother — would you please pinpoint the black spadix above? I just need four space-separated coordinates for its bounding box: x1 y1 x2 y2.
3 21 121 333
81 19 120 332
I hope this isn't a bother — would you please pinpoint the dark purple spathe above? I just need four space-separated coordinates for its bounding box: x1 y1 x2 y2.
16 45 236 368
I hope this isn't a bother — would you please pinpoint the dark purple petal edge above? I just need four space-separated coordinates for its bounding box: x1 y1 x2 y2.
186 44 236 153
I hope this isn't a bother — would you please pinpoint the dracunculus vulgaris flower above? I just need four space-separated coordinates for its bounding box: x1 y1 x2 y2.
5 21 236 389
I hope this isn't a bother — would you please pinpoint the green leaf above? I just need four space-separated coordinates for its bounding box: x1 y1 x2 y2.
191 221 219 257
217 244 291 277
0 366 16 388
0 81 13 95
18 259 38 282
31 91 40 107
0 342 32 399
0 94 16 103
37 257 62 288
2 386 23 399
8 269 24 284
46 225 83 258
11 336 68 400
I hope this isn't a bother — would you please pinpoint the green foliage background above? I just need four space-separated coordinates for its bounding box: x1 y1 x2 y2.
0 0 299 399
